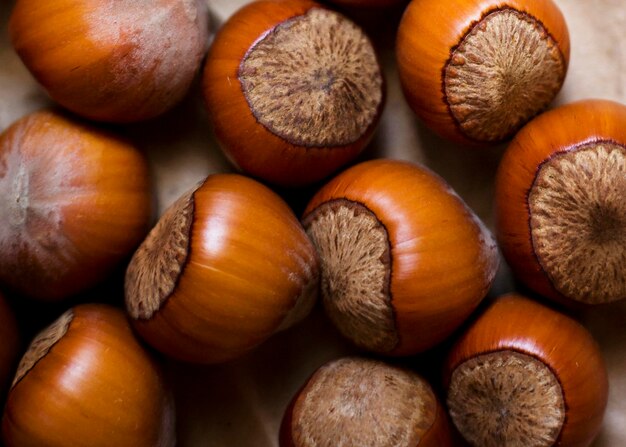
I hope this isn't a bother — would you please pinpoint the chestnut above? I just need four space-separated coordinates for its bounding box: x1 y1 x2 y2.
444 294 608 447
302 159 499 355
9 0 208 122
0 292 19 401
125 173 319 364
280 357 454 446
202 0 385 186
0 110 151 300
495 99 626 305
2 304 175 447
397 0 570 145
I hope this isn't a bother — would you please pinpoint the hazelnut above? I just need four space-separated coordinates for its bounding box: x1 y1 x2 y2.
9 0 208 122
302 159 499 355
0 110 151 300
397 0 570 145
125 174 319 364
495 99 626 305
203 0 385 186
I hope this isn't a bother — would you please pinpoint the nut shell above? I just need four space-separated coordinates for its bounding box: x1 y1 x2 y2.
0 110 151 300
444 294 608 447
125 174 319 364
2 304 175 447
303 159 499 355
397 0 570 145
495 99 626 305
280 357 454 447
202 0 384 186
9 0 208 122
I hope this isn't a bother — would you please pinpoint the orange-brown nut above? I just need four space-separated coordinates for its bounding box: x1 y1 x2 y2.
125 174 319 364
397 0 570 145
2 304 175 447
9 0 208 122
444 294 608 447
280 357 454 447
202 0 385 186
495 99 626 305
0 110 151 300
302 159 499 355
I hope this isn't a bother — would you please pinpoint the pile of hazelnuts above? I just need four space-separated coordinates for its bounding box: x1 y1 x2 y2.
0 0 623 446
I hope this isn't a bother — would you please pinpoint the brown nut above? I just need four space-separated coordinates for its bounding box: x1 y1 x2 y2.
125 173 319 364
397 0 570 145
280 357 454 446
302 159 499 355
444 294 608 447
0 110 152 300
202 0 385 186
9 0 208 122
495 99 626 305
2 304 175 447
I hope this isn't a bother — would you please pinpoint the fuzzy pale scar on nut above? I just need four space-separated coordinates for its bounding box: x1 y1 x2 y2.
239 8 383 147
529 142 626 304
304 199 398 352
444 8 566 143
447 350 565 447
125 188 196 320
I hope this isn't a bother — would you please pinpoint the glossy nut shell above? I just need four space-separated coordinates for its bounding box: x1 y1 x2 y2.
0 110 152 300
495 99 626 305
2 304 175 447
125 174 319 364
444 294 608 447
327 0 406 7
9 0 208 122
397 0 570 145
302 159 499 355
202 0 385 186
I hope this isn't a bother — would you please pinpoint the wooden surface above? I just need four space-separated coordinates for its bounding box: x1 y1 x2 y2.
0 0 625 446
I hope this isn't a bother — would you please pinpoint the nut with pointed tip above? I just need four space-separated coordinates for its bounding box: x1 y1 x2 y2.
280 357 454 447
202 0 385 186
495 99 626 306
0 110 152 301
302 159 499 355
2 304 175 447
444 294 608 447
397 0 570 146
9 0 208 122
124 173 319 364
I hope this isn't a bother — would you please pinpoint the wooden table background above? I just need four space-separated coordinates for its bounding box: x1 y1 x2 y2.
0 0 624 445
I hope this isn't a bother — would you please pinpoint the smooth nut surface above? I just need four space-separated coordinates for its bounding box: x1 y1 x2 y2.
3 305 175 447
303 160 499 355
9 0 208 122
0 110 151 300
126 174 319 364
